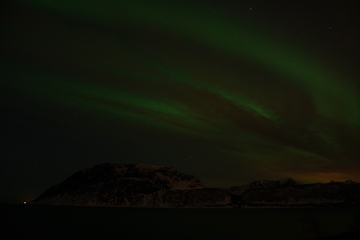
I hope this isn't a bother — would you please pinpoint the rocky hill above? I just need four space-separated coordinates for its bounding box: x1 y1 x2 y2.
32 163 360 208
226 178 302 196
32 163 231 207
233 180 360 207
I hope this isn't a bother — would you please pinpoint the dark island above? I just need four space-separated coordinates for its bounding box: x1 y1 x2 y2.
32 163 360 208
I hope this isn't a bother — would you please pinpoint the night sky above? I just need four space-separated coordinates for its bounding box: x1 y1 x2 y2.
1 0 360 202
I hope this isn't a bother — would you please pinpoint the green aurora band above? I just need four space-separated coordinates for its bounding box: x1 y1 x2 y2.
2 0 360 184
20 0 359 125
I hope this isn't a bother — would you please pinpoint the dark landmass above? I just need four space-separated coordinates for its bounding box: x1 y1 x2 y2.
32 163 360 208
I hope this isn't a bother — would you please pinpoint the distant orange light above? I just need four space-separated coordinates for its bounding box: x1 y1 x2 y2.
23 202 26 204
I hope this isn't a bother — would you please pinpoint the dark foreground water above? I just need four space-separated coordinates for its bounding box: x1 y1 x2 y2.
1 204 360 240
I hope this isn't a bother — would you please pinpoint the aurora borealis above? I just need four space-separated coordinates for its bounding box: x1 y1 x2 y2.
1 0 360 202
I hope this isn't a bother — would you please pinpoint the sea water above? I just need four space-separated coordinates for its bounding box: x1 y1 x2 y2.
2 204 359 240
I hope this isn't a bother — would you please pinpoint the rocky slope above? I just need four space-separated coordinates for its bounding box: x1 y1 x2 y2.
32 163 360 208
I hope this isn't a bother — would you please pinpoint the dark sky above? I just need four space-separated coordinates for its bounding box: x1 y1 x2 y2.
1 0 360 202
